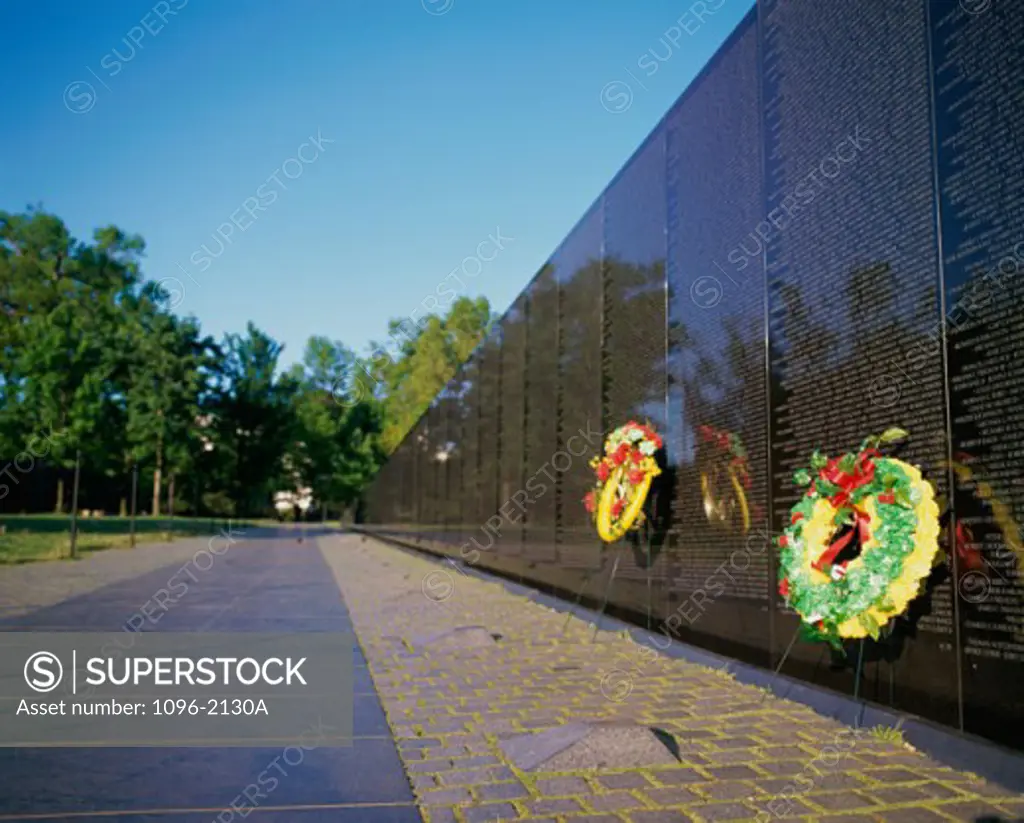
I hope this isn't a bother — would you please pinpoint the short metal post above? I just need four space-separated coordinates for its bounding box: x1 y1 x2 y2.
129 463 138 548
69 450 82 559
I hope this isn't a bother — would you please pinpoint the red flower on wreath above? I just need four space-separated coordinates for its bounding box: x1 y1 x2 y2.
611 498 625 517
628 468 645 485
596 461 610 482
613 443 631 465
645 429 663 450
583 491 596 513
779 578 790 597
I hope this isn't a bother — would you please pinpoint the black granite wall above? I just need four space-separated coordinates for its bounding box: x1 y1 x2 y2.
361 0 1024 751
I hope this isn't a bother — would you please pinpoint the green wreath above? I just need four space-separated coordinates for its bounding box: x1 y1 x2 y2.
777 429 940 648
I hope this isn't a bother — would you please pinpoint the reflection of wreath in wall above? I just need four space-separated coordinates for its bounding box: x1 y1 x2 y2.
584 421 662 543
777 429 940 648
941 455 1022 575
697 424 752 535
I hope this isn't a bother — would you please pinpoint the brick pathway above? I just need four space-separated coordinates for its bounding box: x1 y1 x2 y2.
321 534 1024 823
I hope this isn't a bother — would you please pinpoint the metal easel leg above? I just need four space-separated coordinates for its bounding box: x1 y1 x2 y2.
592 553 621 642
760 624 802 704
562 571 593 635
852 637 867 727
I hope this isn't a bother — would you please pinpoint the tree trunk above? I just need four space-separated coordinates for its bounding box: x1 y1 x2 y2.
152 466 162 517
152 438 163 517
119 498 127 517
168 475 175 517
55 478 65 514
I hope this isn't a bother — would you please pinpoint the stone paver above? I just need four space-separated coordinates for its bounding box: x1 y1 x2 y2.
321 534 1024 822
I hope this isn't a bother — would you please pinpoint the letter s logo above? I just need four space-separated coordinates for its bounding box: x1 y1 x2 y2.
25 652 63 693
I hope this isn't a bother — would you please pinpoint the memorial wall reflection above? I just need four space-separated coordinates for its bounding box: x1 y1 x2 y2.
763 0 959 726
524 270 558 563
602 127 668 622
498 300 526 556
361 0 1023 750
667 16 771 664
931 0 1024 744
556 207 604 573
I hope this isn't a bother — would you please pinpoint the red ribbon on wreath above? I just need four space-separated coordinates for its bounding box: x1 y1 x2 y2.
819 449 878 509
810 447 879 575
812 509 871 575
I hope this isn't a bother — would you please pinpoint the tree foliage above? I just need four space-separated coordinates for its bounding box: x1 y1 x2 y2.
0 207 490 517
364 295 492 453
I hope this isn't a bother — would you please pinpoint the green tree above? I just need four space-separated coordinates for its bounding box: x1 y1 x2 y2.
208 323 298 516
364 296 492 453
1 209 144 510
2 206 493 520
123 285 213 515
285 336 383 516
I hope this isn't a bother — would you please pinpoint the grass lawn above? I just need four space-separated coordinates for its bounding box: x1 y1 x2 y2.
0 515 246 564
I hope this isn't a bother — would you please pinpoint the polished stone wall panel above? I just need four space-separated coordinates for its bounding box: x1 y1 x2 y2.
440 379 463 546
459 355 481 544
359 0 1024 751
556 206 605 572
931 0 1024 748
476 329 502 546
523 268 560 563
603 130 669 620
424 403 443 538
666 11 771 662
762 0 956 723
498 298 527 555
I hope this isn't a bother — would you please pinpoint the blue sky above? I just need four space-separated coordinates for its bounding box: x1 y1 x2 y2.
1 0 753 368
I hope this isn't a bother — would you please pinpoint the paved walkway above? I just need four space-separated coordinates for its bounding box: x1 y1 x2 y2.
0 534 225 619
3 529 1021 821
0 528 419 822
325 533 1024 823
